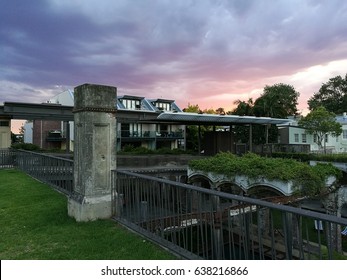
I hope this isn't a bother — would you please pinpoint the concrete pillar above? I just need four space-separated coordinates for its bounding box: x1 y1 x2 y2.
258 208 270 236
322 188 345 253
68 84 117 221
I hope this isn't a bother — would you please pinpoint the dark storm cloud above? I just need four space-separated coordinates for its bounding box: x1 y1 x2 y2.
1 0 347 110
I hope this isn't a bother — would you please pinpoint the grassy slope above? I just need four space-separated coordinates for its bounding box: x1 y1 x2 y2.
0 169 175 260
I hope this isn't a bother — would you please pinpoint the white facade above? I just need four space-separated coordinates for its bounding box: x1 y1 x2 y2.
281 114 347 153
23 121 33 143
0 119 11 148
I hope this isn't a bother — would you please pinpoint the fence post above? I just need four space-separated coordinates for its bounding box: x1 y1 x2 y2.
68 84 117 221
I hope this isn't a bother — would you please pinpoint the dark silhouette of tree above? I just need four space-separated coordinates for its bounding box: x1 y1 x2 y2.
253 83 299 118
230 98 254 116
308 74 347 114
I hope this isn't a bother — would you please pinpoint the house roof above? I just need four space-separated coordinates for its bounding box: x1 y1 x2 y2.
335 115 347 125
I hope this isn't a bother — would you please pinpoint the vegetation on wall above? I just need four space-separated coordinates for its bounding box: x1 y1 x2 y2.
188 152 342 196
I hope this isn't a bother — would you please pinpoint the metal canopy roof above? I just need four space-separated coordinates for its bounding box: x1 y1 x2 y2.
157 112 292 125
0 102 74 121
1 102 292 126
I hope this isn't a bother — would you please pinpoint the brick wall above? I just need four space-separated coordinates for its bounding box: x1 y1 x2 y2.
32 120 62 149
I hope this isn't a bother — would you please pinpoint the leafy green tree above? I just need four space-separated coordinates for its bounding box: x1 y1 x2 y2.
182 104 218 152
253 83 299 118
227 99 254 144
183 103 201 113
216 107 225 115
298 106 342 152
230 98 254 116
230 84 299 145
308 74 347 114
251 83 299 144
183 104 200 152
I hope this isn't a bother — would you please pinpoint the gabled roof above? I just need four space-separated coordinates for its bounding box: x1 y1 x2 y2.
117 95 183 112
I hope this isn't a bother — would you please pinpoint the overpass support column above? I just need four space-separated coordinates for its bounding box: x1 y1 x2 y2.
68 84 117 221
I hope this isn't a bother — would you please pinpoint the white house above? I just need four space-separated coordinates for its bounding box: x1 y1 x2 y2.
279 114 347 153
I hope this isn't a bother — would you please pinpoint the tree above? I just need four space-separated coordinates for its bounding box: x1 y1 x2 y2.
298 106 342 153
229 84 299 145
182 104 217 152
253 83 299 118
183 103 201 113
216 107 225 115
230 98 254 116
250 83 300 144
308 74 347 114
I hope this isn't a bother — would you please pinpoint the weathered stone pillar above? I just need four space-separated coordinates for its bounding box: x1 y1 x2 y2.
322 188 346 253
258 208 270 236
68 84 117 221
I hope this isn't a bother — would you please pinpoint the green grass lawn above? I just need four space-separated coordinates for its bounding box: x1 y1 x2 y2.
0 169 176 260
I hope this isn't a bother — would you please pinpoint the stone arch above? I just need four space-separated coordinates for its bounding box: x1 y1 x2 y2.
216 181 246 206
216 181 246 195
247 183 286 198
188 174 214 190
179 174 188 183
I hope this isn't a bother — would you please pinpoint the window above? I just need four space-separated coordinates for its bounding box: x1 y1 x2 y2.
325 134 329 143
294 133 299 143
301 134 307 143
155 102 171 111
343 130 347 139
0 121 9 127
122 99 141 110
313 134 317 143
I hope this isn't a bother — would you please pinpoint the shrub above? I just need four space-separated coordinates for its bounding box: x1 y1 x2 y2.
189 152 341 196
11 143 41 151
272 152 347 163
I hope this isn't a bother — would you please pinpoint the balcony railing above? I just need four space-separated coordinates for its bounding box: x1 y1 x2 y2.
46 131 66 142
118 130 183 139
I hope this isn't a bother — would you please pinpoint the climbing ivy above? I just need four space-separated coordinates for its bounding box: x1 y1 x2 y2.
188 152 342 196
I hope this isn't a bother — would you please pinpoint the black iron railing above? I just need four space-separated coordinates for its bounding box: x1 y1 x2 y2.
113 170 347 260
15 149 73 195
0 148 16 168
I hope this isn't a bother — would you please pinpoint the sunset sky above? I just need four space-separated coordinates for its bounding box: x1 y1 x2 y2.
1 0 347 122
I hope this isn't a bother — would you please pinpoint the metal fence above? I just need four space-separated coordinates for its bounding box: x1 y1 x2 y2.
0 148 16 168
14 149 74 195
113 170 347 260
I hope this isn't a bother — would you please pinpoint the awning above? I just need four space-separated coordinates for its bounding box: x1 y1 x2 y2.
157 112 292 126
